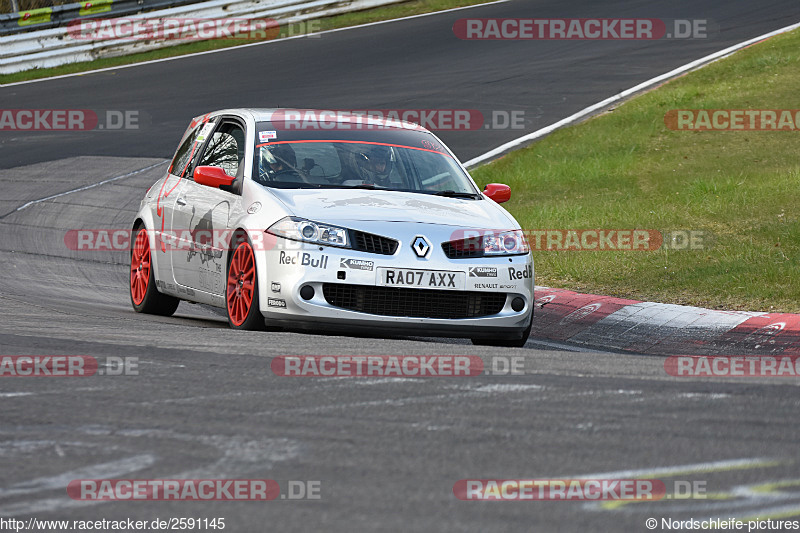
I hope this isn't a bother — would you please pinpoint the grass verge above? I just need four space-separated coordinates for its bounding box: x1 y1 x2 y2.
471 29 800 312
0 0 489 85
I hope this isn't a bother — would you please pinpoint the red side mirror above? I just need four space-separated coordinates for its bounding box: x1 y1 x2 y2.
194 166 235 188
484 183 511 203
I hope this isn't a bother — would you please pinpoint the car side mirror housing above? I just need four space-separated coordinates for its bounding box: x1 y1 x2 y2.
194 166 235 189
483 183 511 203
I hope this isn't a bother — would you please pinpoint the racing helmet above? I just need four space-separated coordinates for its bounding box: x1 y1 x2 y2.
356 144 394 183
262 143 297 171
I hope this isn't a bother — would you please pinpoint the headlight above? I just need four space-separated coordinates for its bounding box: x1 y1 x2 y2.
267 217 349 248
482 229 529 256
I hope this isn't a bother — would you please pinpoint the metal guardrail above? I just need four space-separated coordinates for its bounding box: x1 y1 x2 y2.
0 0 404 75
0 0 208 36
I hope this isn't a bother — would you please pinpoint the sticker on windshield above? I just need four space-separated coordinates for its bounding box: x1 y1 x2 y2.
196 122 215 143
421 139 444 153
259 131 277 142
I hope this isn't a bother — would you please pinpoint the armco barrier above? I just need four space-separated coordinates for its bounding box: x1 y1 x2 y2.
0 0 404 75
0 0 206 36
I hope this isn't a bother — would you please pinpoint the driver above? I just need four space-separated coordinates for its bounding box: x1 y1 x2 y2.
355 145 394 185
261 143 302 182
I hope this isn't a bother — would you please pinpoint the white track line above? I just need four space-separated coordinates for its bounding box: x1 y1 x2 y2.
463 20 800 168
574 457 778 480
0 0 511 88
13 160 167 212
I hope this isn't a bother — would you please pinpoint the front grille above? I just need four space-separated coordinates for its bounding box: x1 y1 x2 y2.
441 241 484 259
351 231 398 255
322 283 506 319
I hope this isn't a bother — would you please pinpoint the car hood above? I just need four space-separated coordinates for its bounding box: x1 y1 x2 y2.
266 188 517 229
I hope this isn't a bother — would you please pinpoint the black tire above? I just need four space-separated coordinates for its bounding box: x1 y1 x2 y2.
130 225 180 316
225 234 266 331
471 311 533 348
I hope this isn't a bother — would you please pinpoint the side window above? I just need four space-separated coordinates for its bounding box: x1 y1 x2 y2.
169 123 202 177
198 122 245 178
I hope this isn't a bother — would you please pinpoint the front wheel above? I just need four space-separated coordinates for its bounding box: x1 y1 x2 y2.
130 225 180 316
226 238 265 330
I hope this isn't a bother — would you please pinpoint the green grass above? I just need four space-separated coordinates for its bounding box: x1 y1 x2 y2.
471 29 800 313
0 0 489 84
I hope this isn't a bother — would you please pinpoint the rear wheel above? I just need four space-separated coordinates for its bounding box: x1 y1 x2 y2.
130 225 180 316
471 312 533 348
226 237 265 330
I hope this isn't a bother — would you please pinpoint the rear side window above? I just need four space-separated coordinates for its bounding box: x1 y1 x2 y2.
169 120 215 178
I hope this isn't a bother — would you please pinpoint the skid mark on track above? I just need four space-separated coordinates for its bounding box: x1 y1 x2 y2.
0 455 157 513
0 426 301 515
258 381 552 417
9 161 167 215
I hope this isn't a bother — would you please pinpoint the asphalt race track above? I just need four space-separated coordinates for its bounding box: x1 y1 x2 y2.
3 0 800 167
1 1 800 531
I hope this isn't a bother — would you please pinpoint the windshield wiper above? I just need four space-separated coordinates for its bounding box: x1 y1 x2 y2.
342 183 390 190
432 190 481 199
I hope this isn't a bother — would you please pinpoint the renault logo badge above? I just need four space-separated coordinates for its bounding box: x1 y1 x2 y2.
412 236 431 258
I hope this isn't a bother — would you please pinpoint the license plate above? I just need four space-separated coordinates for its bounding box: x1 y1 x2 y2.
377 268 465 290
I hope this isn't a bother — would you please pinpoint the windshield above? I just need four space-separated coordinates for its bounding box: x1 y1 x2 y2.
253 140 479 197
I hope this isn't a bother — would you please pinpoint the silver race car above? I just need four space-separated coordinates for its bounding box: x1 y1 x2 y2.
130 109 534 346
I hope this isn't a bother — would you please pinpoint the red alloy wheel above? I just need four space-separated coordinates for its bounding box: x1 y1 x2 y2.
227 241 256 326
130 228 151 306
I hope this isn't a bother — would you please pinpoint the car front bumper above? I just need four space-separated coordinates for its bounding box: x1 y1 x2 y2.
256 226 533 338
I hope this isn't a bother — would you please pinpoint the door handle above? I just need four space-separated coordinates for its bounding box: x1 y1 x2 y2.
176 198 187 206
